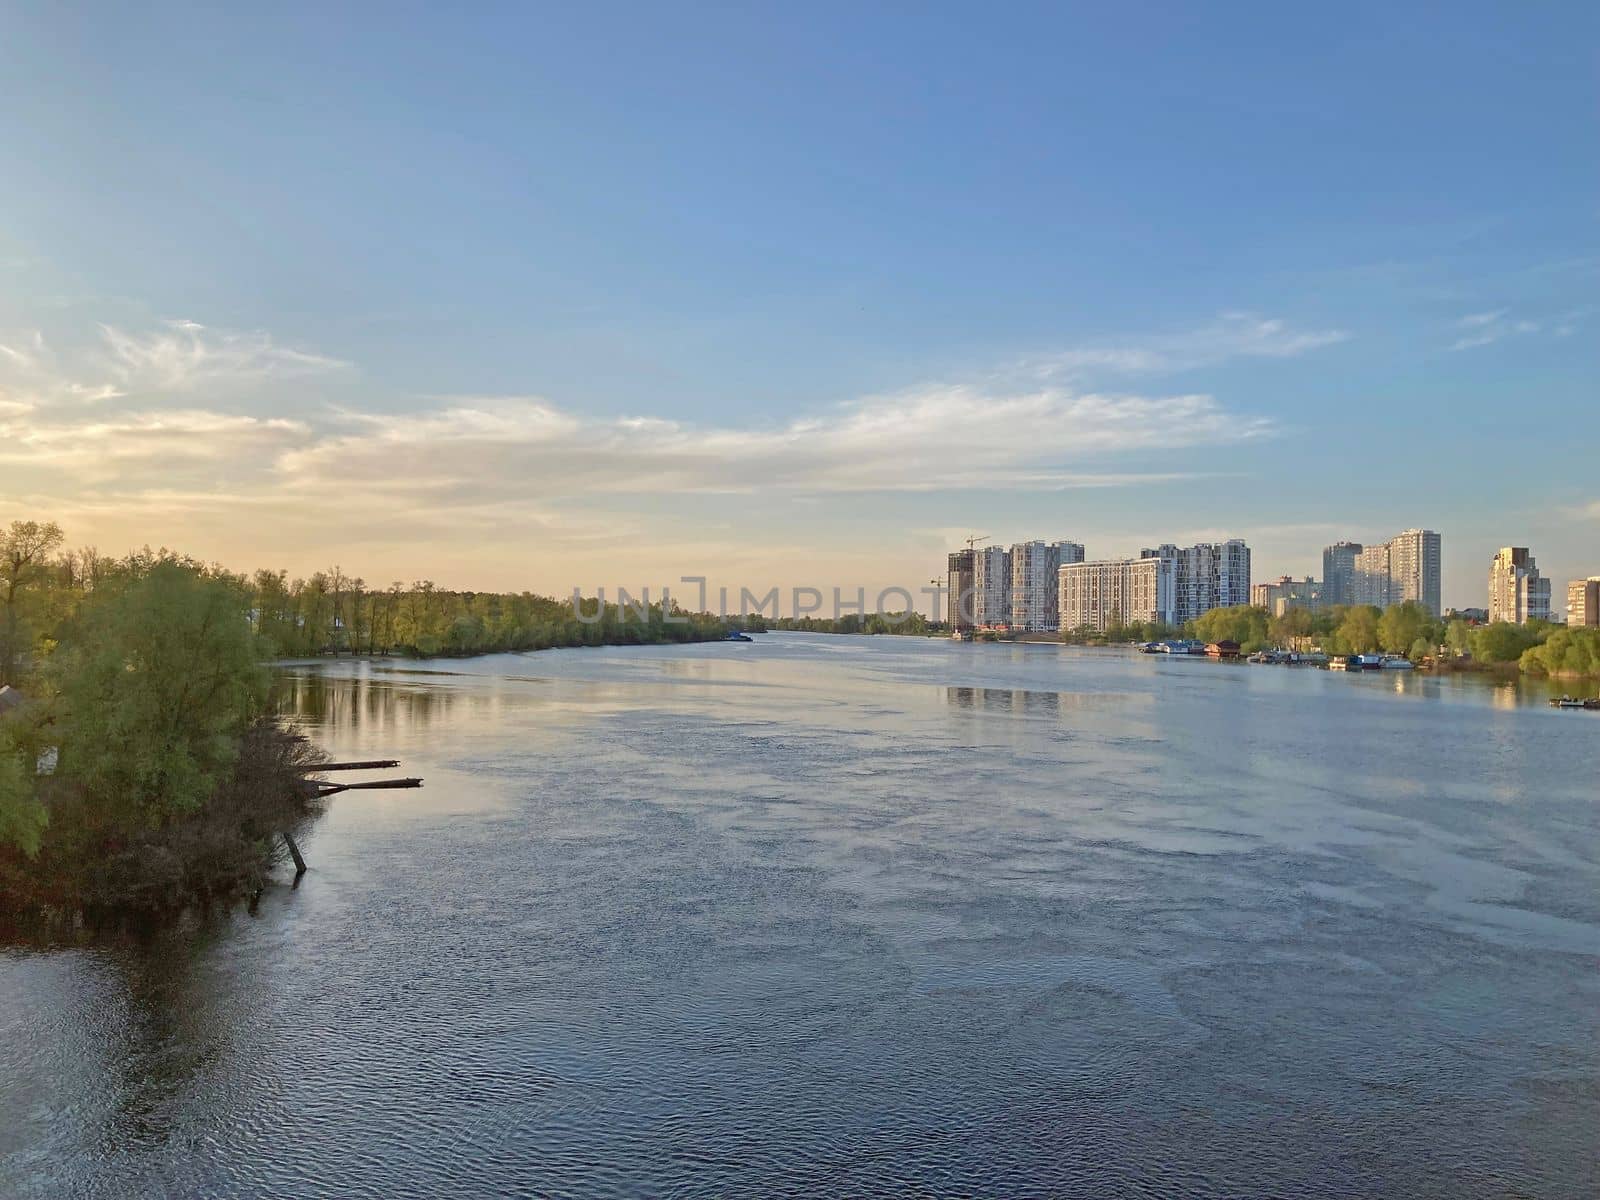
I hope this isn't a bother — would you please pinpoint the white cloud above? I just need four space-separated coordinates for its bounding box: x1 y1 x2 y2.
1017 312 1348 381
1448 309 1547 351
0 405 310 478
0 319 345 417
98 319 347 391
275 385 1268 502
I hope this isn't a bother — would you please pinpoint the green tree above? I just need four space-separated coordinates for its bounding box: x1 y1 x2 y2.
55 563 267 826
0 716 48 856
1335 605 1382 654
1 520 66 685
1269 607 1316 645
1186 605 1270 651
1378 601 1436 656
1471 621 1546 665
1520 627 1600 677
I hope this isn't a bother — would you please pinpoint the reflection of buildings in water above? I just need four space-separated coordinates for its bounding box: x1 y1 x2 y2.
945 687 1060 717
1490 684 1518 712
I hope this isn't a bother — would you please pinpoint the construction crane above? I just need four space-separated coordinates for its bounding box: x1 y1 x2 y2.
965 534 990 550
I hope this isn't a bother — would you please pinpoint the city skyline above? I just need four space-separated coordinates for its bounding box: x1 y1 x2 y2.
2 5 1596 607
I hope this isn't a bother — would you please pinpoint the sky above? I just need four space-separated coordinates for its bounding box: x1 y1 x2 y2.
2 2 1596 613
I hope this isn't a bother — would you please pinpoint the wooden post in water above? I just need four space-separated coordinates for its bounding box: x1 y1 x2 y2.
283 757 420 876
282 832 307 875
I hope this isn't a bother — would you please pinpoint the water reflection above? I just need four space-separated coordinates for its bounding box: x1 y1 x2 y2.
275 669 461 734
942 686 1144 715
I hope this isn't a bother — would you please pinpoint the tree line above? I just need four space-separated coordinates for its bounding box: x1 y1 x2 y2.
767 612 932 636
1063 597 1599 675
1 521 737 688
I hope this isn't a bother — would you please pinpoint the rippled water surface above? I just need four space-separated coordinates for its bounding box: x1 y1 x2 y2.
3 635 1598 1197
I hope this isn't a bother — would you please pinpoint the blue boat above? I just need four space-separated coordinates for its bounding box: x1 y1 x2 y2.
723 630 754 642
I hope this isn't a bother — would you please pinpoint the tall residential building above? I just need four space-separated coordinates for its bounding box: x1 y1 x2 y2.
1488 547 1551 625
1060 556 1175 632
1322 541 1363 606
973 545 1011 628
1009 540 1085 632
1567 577 1600 627
946 550 976 629
1141 539 1251 624
1252 576 1325 617
1388 529 1442 615
1347 529 1442 615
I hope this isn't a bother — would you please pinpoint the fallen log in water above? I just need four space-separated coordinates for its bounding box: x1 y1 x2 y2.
285 762 423 871
295 760 400 772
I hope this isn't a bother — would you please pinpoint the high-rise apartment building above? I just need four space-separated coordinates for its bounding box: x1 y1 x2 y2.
1060 556 1175 632
1388 529 1442 615
1009 540 1085 631
973 545 1011 628
1322 541 1363 606
1488 547 1551 625
1347 529 1442 615
1141 540 1251 624
1567 577 1600 627
946 550 976 629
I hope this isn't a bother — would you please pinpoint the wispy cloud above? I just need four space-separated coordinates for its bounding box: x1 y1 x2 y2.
0 406 310 479
1016 312 1348 381
276 386 1268 501
0 321 348 421
98 319 348 391
1449 309 1544 351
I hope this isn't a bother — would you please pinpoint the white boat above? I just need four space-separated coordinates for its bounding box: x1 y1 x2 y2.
1380 656 1415 670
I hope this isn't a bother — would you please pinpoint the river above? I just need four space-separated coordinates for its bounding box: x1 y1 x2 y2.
3 634 1597 1197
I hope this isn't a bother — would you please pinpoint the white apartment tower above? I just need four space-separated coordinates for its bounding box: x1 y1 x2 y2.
1142 540 1252 624
1568 577 1600 627
1350 529 1442 615
1060 556 1175 632
1009 540 1085 632
1488 547 1551 625
973 545 1011 628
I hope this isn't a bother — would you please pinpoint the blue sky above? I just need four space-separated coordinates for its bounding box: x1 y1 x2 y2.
2 3 1595 609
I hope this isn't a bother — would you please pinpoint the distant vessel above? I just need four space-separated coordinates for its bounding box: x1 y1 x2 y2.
724 631 754 642
1328 656 1351 671
950 629 971 642
1549 696 1600 710
1380 656 1415 670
